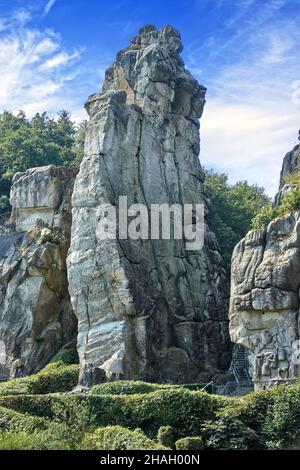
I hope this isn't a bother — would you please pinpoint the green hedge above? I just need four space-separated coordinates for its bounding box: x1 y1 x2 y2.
1 363 300 450
201 413 261 449
83 426 168 450
219 384 300 449
90 381 206 396
90 381 172 395
0 362 79 396
175 436 204 450
0 389 229 438
50 340 79 365
0 405 48 433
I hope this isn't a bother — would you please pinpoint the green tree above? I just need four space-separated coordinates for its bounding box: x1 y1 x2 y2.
0 110 85 212
205 170 271 274
251 205 277 230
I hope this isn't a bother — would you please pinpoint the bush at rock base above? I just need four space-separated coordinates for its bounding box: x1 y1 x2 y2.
50 340 79 365
0 389 229 438
90 380 206 396
83 426 168 450
201 413 262 450
175 436 204 450
157 425 175 449
0 362 79 396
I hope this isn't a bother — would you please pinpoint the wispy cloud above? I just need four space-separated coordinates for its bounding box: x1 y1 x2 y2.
40 50 83 70
0 4 86 120
188 0 300 195
44 0 57 15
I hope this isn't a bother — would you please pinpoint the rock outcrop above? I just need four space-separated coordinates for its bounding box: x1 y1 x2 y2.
67 25 231 384
230 136 300 391
0 166 77 380
274 134 300 205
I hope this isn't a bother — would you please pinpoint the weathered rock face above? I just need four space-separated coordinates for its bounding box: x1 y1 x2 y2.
68 25 231 384
275 137 300 206
230 137 300 391
10 165 75 237
0 166 77 380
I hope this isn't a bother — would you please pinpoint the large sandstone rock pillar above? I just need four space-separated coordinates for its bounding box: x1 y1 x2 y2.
68 25 231 384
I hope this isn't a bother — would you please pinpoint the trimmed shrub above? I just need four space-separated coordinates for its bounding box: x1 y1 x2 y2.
0 405 48 433
0 399 93 450
50 341 79 365
157 425 175 449
261 385 300 449
175 436 204 450
90 380 171 395
87 389 228 437
0 431 37 450
201 413 261 450
0 362 79 396
0 389 229 438
82 426 168 450
221 390 274 434
90 380 206 396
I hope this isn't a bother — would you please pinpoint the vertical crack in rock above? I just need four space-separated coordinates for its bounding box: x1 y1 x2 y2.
68 24 231 384
230 134 300 391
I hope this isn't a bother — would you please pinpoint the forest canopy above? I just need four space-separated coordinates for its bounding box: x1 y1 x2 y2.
205 171 271 274
0 110 86 212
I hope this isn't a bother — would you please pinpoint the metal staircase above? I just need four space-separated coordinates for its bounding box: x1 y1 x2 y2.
227 345 253 396
202 345 254 396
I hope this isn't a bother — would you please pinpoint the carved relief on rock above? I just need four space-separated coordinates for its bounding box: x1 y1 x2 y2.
230 209 300 390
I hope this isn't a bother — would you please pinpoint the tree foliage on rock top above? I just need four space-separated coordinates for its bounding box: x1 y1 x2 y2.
251 172 300 231
205 170 271 274
0 110 85 211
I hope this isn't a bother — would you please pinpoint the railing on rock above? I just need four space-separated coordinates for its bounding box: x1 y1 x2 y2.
201 345 254 397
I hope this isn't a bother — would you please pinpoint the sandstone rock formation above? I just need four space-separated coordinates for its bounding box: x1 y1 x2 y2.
275 133 300 205
67 25 231 384
0 166 77 380
230 136 300 391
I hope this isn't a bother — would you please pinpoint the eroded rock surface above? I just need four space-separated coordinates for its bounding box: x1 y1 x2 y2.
68 25 231 384
230 137 300 391
275 135 300 206
0 166 77 380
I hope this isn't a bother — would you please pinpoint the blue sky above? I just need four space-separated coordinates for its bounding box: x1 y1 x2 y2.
0 0 300 195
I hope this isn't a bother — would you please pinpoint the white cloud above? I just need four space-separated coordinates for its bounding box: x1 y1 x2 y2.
188 2 300 196
201 100 299 195
0 7 86 119
44 0 57 15
40 50 82 70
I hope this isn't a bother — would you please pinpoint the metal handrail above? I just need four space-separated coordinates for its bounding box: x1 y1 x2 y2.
201 380 214 393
